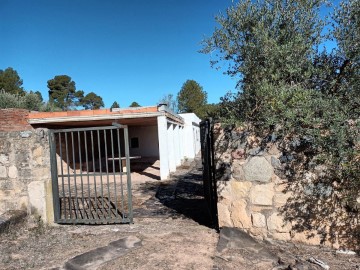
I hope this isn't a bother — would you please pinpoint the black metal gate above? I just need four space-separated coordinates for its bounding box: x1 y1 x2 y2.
49 125 133 224
200 119 219 231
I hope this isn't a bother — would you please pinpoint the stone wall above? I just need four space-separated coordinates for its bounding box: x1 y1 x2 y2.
0 109 53 223
214 123 346 248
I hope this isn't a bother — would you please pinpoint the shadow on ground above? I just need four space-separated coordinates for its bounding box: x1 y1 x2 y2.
132 159 214 229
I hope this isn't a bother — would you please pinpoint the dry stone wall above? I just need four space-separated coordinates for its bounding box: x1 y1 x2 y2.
0 109 53 222
214 123 341 248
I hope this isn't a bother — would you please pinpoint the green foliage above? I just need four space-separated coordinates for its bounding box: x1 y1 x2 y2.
159 93 178 112
203 103 220 118
203 0 360 247
23 92 43 111
202 0 325 119
79 92 104 110
33 91 43 103
110 101 120 109
47 75 84 111
177 80 208 118
39 101 62 112
0 90 42 110
0 67 25 95
129 101 140 107
0 90 23 108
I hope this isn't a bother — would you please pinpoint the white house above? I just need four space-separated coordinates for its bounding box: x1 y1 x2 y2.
28 104 201 180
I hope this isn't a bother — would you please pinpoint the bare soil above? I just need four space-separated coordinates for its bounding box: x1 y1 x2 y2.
0 158 359 270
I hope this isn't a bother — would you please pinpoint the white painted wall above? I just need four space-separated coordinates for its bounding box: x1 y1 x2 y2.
179 113 201 160
179 126 184 162
167 123 176 172
174 125 181 166
156 113 201 180
157 116 170 180
128 125 159 157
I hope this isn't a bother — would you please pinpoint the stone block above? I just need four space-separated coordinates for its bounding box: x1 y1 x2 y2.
35 156 43 165
244 156 273 183
247 147 265 156
250 205 273 212
0 140 11 154
249 183 274 206
231 148 245 160
274 192 291 206
45 180 54 224
20 131 32 138
8 166 18 179
32 167 51 179
0 154 9 165
249 227 267 239
232 160 245 181
0 165 7 178
268 144 280 156
0 180 13 190
18 168 32 179
270 156 281 169
217 181 232 202
274 178 288 191
267 213 291 233
28 181 46 219
18 196 28 210
271 232 291 241
217 203 232 227
291 230 322 246
231 181 252 198
252 212 266 228
230 199 252 229
32 146 43 158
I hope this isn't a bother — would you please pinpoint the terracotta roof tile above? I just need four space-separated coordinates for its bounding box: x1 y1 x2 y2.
27 106 158 119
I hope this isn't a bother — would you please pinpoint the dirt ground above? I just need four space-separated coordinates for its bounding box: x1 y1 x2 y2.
0 158 359 270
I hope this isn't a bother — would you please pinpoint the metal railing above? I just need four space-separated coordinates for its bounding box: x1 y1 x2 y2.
49 125 133 224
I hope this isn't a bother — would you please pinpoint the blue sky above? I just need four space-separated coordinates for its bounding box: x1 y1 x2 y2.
0 0 237 108
0 0 339 108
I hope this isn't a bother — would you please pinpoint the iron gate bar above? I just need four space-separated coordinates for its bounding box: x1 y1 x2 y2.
200 118 219 231
110 129 120 220
104 130 110 216
113 118 129 216
59 133 66 218
84 130 91 219
49 125 133 224
117 128 125 216
50 132 60 223
96 129 105 222
123 126 133 223
64 132 73 220
77 131 85 217
57 172 127 177
90 130 99 220
71 132 80 218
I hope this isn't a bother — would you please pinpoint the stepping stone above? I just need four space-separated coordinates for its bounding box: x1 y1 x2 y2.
59 235 142 270
216 227 278 269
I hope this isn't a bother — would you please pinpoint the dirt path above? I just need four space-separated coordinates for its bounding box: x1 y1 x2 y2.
0 157 359 270
0 158 218 270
